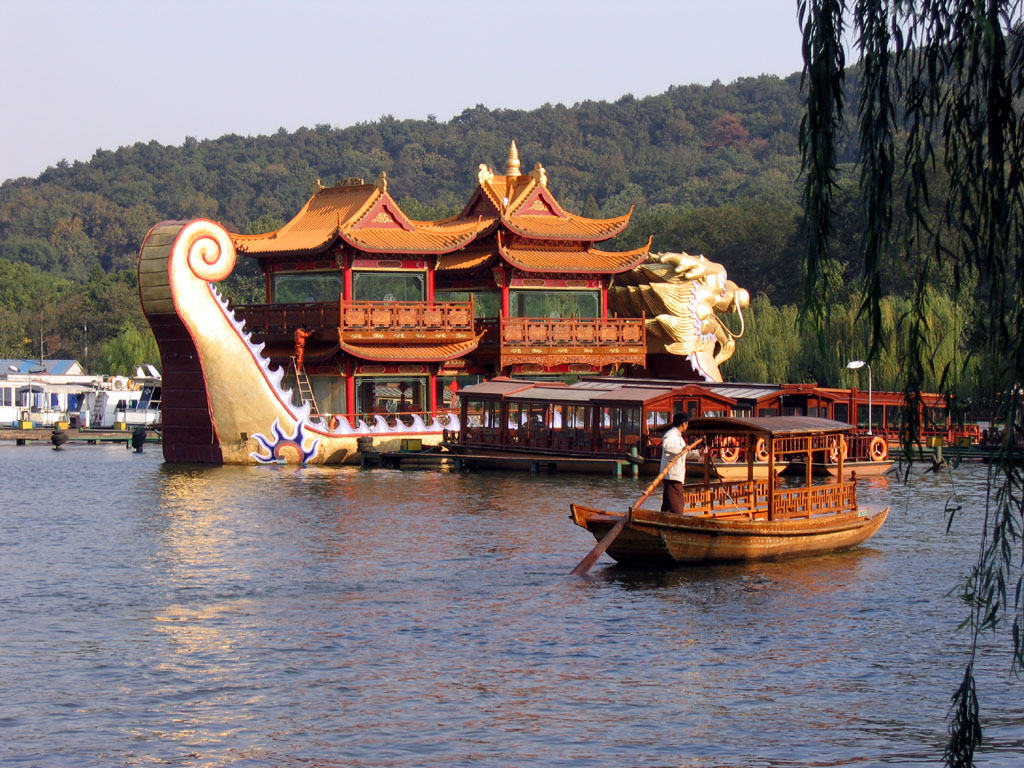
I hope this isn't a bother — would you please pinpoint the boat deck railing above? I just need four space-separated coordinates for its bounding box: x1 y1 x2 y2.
677 478 858 520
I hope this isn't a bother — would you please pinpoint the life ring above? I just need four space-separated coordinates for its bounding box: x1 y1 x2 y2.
754 438 770 463
869 436 888 461
829 436 849 463
719 436 740 463
328 414 340 431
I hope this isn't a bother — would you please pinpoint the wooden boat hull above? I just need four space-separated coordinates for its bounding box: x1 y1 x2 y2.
571 503 889 567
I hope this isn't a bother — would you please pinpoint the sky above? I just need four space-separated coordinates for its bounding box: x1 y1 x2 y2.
0 0 806 183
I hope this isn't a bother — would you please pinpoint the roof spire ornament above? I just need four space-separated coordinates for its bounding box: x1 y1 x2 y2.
478 163 494 185
505 140 521 177
313 178 325 195
529 162 547 187
375 171 388 193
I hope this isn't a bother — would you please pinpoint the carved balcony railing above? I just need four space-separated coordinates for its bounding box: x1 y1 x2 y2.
232 301 337 334
230 300 478 342
498 316 647 367
339 300 476 342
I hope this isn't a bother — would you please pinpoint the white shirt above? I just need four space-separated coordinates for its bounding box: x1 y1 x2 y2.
659 426 688 483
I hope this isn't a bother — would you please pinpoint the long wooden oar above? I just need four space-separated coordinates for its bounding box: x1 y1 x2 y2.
570 437 703 576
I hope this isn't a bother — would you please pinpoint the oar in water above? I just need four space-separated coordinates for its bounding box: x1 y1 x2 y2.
570 437 703 576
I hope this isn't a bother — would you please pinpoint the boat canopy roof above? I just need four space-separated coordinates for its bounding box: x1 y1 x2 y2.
685 415 854 436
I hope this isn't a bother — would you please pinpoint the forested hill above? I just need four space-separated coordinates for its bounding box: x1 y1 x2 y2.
0 73 810 282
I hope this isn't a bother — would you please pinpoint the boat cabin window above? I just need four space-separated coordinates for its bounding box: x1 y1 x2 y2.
885 405 904 429
352 271 425 302
273 272 345 303
703 409 728 417
758 408 779 417
856 404 885 430
925 405 948 428
434 290 501 318
509 289 599 318
464 398 499 428
806 406 827 417
0 387 11 407
647 410 671 430
598 406 641 450
507 403 526 441
833 403 850 423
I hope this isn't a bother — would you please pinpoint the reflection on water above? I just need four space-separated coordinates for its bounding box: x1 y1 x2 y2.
0 443 1020 767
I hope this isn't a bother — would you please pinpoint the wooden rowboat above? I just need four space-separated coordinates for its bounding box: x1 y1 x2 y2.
571 502 889 567
570 416 890 569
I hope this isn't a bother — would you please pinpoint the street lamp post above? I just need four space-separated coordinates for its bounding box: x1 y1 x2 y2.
846 360 872 435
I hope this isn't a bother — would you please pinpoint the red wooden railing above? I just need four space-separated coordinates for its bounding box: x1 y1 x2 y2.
499 316 646 347
339 300 474 333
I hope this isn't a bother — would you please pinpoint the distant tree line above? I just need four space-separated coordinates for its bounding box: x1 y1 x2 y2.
0 71 984 409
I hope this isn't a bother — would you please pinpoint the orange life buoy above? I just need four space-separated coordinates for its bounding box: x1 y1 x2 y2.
869 435 888 461
829 436 849 463
719 436 740 463
754 437 770 463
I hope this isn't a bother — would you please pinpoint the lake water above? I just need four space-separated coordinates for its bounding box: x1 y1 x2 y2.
1 442 1021 767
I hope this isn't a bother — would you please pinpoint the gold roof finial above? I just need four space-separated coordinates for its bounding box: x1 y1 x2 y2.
529 162 547 187
375 170 388 193
505 140 521 178
313 177 325 195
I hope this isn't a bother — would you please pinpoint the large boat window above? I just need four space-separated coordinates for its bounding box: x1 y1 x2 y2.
353 271 424 302
1 387 11 407
355 376 425 415
509 289 599 318
273 272 345 303
434 290 500 318
833 403 849 423
309 375 346 417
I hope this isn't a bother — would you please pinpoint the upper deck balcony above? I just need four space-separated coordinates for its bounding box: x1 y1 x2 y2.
231 301 647 367
339 300 476 341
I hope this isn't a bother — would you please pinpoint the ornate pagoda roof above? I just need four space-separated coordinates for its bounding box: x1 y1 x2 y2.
233 175 494 257
231 142 647 267
459 141 634 242
496 232 652 274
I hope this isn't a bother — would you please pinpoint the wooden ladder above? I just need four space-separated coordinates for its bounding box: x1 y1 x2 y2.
290 357 321 419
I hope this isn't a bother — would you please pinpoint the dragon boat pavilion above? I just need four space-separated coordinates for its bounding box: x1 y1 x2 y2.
231 142 654 419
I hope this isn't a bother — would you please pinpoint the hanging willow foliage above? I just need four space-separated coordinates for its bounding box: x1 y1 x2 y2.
798 1 1023 766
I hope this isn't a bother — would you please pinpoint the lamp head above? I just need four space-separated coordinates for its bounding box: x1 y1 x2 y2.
8 365 19 373
846 360 866 370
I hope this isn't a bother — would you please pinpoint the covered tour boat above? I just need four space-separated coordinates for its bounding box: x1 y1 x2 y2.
454 377 790 478
570 416 890 568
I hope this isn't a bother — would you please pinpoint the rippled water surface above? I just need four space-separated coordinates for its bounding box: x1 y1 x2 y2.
1 442 1021 767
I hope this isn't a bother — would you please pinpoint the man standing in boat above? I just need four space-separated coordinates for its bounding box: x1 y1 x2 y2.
660 413 689 514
